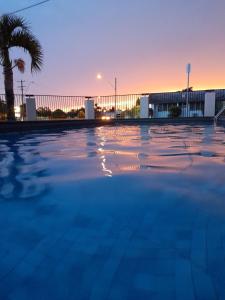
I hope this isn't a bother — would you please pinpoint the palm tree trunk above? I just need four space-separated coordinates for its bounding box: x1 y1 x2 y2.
3 50 16 121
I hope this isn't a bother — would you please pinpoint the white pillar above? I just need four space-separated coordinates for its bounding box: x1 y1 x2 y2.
25 96 37 121
140 96 149 118
204 91 216 117
85 98 95 120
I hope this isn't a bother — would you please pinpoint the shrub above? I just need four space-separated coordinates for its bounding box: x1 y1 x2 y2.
37 107 52 118
169 105 181 118
52 109 67 119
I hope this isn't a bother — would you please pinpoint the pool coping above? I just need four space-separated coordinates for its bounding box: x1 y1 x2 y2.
0 117 222 133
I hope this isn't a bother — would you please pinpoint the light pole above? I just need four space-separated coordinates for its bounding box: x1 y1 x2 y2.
186 63 191 117
97 74 118 119
114 77 117 118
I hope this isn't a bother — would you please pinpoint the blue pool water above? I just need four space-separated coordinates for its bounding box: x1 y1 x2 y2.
0 124 225 300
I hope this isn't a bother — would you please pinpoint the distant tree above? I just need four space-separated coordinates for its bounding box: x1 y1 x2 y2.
0 14 43 120
126 99 141 118
130 105 140 118
169 105 182 118
182 87 193 93
136 98 140 106
95 103 102 119
95 103 101 110
37 107 52 118
52 109 66 119
67 109 77 118
78 110 85 119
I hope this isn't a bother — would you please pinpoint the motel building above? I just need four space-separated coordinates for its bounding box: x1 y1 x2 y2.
140 89 225 118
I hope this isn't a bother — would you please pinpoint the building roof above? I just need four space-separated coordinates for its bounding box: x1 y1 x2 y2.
149 89 225 104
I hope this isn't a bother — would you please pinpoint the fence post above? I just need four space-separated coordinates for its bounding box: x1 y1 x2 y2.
85 98 95 120
25 96 37 121
140 96 149 118
204 91 216 117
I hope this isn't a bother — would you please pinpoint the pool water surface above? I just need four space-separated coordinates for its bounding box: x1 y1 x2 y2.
0 124 225 300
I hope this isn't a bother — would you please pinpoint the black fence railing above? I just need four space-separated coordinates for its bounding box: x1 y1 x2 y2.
0 94 143 121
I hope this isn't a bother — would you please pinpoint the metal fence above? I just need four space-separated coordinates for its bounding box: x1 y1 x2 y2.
0 94 142 121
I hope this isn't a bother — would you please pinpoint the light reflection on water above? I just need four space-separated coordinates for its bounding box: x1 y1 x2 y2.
0 124 224 200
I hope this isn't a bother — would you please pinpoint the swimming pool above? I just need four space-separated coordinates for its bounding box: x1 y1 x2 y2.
0 124 225 300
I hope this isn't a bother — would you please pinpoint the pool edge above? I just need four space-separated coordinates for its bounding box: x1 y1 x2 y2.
0 117 220 134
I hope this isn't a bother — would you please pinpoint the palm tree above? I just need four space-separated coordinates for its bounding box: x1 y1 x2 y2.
0 14 43 120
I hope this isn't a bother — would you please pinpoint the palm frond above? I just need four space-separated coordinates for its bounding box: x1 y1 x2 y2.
10 30 43 72
0 14 32 67
0 14 29 37
14 58 25 73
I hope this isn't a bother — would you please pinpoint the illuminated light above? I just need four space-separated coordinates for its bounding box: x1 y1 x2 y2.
101 116 111 120
14 106 21 118
97 73 102 80
14 106 20 113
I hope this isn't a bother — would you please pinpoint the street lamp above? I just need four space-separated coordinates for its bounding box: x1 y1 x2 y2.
97 74 102 80
97 74 117 119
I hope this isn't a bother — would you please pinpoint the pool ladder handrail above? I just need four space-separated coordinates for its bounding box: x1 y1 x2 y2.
214 105 225 123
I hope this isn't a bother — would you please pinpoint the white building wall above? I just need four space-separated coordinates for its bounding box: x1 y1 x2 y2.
204 92 216 117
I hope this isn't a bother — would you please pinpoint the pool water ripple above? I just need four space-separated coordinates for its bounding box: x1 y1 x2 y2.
0 124 225 300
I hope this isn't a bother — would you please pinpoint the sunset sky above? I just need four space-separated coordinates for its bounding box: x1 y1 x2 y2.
1 0 225 96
